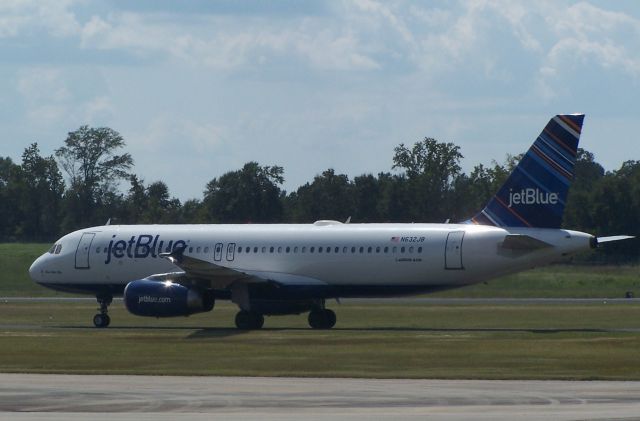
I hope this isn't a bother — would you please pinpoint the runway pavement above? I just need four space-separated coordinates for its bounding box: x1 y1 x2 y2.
2 374 640 420
4 296 640 304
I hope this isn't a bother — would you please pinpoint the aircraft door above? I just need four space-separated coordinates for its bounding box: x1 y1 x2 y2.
214 243 223 262
75 232 95 269
445 231 464 270
226 243 236 261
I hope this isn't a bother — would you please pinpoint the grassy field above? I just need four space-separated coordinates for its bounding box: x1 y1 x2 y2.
3 243 639 379
2 243 638 298
1 300 640 379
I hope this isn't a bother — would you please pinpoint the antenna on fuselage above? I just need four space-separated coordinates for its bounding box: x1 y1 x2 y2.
105 218 111 226
345 216 351 224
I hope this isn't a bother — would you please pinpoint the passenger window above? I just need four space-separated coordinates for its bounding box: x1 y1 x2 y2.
409 246 414 253
310 247 315 253
278 246 282 253
238 247 242 253
326 247 330 254
254 247 259 253
262 246 266 253
418 246 422 253
343 247 347 253
302 246 306 253
359 247 364 253
335 247 339 253
392 246 397 253
270 247 274 253
376 246 380 253
351 247 356 253
189 247 194 253
196 247 201 253
204 247 209 253
96 247 100 254
294 246 298 253
245 247 250 254
401 246 406 253
367 246 372 253
103 247 107 253
384 246 388 253
318 247 323 253
286 246 290 253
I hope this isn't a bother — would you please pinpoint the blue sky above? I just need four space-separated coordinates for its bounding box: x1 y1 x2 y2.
2 0 639 200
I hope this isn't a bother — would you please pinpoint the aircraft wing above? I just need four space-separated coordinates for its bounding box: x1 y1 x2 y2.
157 245 325 289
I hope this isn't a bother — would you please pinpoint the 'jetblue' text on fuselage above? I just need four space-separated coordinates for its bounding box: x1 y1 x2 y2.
104 235 187 264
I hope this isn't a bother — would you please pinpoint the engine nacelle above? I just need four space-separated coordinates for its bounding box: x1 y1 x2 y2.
123 279 214 317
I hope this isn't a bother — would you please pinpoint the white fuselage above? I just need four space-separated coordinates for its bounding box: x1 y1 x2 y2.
29 221 593 295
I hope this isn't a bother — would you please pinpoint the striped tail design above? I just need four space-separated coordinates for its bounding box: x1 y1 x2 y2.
466 114 584 229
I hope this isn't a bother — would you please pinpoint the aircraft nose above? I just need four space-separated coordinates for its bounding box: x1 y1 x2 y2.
29 256 45 283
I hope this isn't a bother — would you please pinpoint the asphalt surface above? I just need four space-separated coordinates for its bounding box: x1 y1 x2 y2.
1 374 640 420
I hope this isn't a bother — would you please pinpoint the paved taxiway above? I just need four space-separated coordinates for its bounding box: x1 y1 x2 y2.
2 374 640 420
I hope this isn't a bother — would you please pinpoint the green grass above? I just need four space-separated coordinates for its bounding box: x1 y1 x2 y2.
1 300 640 379
2 243 638 298
432 264 640 298
0 243 58 296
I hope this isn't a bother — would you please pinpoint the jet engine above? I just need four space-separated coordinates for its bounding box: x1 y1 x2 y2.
123 279 214 317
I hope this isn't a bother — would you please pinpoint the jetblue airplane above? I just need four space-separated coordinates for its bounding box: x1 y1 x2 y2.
29 114 632 329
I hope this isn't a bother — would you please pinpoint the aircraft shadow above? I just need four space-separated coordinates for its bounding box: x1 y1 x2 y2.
41 325 640 337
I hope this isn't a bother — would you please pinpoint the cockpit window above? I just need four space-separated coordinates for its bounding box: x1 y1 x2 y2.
54 244 62 254
49 244 56 254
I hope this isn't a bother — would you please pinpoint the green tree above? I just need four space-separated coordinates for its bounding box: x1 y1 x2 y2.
203 162 284 223
144 181 181 223
288 169 355 222
392 137 463 222
563 148 605 231
0 157 21 240
55 126 133 229
15 143 65 240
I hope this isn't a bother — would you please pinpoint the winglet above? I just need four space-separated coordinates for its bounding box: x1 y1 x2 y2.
466 114 584 229
159 244 188 265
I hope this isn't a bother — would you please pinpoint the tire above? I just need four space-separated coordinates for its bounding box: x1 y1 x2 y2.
235 311 251 329
324 309 336 329
235 311 264 330
251 313 265 329
308 309 336 329
93 313 110 328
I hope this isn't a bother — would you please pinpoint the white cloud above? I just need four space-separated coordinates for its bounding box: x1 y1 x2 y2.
78 10 381 71
0 0 81 38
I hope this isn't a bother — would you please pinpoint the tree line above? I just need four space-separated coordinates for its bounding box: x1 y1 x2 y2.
1 125 638 262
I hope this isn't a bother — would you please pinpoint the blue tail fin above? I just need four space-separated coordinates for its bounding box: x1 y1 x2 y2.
466 114 584 229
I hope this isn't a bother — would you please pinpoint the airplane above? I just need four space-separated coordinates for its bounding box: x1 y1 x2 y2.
28 114 633 329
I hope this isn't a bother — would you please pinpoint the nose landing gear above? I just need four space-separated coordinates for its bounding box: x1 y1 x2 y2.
93 294 112 328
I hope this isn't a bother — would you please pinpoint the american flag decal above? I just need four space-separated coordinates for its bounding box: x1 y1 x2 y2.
390 237 400 243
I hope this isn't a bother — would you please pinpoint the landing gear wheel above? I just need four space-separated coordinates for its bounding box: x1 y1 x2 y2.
308 309 336 329
235 311 265 330
93 313 111 328
94 294 112 328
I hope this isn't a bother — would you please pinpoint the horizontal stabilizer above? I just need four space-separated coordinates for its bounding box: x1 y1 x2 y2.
501 234 553 250
596 235 635 244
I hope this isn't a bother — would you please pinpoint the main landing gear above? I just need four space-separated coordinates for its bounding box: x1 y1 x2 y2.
235 310 264 330
93 294 112 328
308 308 336 329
